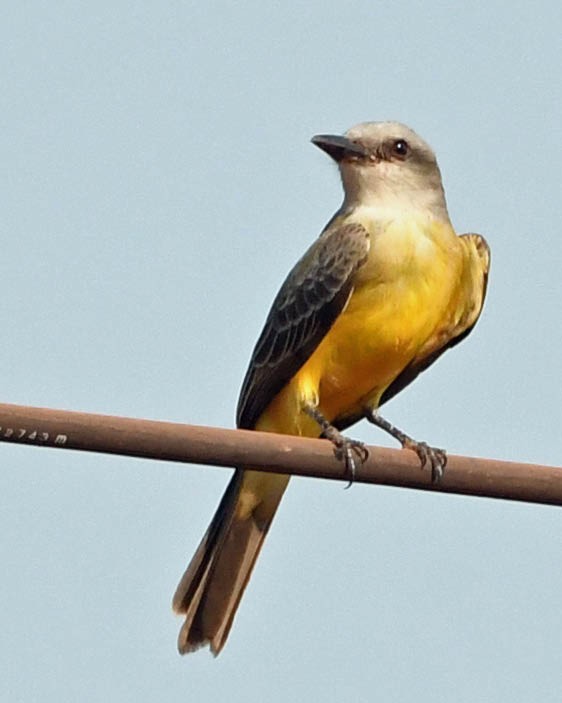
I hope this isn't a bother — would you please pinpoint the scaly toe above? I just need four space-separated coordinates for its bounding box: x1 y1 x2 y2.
403 438 429 468
403 439 447 484
333 437 368 487
428 447 447 484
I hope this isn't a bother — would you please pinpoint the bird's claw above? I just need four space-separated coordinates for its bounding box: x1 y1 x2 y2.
402 438 447 484
322 429 368 487
305 405 368 487
332 436 368 487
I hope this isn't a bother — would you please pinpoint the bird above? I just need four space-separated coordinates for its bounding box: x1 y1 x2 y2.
172 121 490 655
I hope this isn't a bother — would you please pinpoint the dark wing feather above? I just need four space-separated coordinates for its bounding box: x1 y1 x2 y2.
236 222 370 430
334 232 491 431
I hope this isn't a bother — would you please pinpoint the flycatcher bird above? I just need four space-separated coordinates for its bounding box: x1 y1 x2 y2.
173 121 490 655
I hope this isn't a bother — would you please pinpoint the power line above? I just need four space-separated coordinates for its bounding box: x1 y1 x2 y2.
0 401 560 506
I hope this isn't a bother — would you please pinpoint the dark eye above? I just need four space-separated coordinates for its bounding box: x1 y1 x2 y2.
391 139 410 158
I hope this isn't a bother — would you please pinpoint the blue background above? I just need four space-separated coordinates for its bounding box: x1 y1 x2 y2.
1 2 561 701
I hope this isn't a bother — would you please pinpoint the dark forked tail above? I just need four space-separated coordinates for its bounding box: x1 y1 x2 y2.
172 469 288 655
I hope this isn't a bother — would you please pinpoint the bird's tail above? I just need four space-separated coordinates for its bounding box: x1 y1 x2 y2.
172 469 289 655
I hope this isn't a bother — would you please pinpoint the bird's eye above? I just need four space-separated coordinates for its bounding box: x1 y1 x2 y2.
391 139 410 158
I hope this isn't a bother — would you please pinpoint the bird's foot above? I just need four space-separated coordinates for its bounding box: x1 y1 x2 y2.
364 409 447 484
304 405 368 486
323 427 369 486
401 437 447 484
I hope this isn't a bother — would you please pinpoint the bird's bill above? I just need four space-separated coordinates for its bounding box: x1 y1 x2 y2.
311 134 367 161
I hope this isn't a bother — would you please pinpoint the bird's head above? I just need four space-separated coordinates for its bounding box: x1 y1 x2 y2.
312 121 448 219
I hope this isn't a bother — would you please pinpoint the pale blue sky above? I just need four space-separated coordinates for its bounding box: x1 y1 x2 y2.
1 2 561 701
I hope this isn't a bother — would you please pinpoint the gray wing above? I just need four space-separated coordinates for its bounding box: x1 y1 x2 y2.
236 222 370 430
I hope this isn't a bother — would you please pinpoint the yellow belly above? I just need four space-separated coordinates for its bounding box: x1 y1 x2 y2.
256 216 464 437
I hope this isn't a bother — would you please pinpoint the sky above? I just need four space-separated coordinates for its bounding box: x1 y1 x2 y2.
1 1 561 701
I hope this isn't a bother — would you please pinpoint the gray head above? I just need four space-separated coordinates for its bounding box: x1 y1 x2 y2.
312 121 449 220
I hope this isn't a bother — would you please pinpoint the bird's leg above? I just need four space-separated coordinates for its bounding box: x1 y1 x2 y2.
364 409 447 483
304 404 368 485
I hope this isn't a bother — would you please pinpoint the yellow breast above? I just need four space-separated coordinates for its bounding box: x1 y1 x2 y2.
257 213 464 436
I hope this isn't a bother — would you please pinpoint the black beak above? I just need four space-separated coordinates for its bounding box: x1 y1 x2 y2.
311 134 368 162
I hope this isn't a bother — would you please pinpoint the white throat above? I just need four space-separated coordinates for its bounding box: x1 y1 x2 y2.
339 162 450 224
